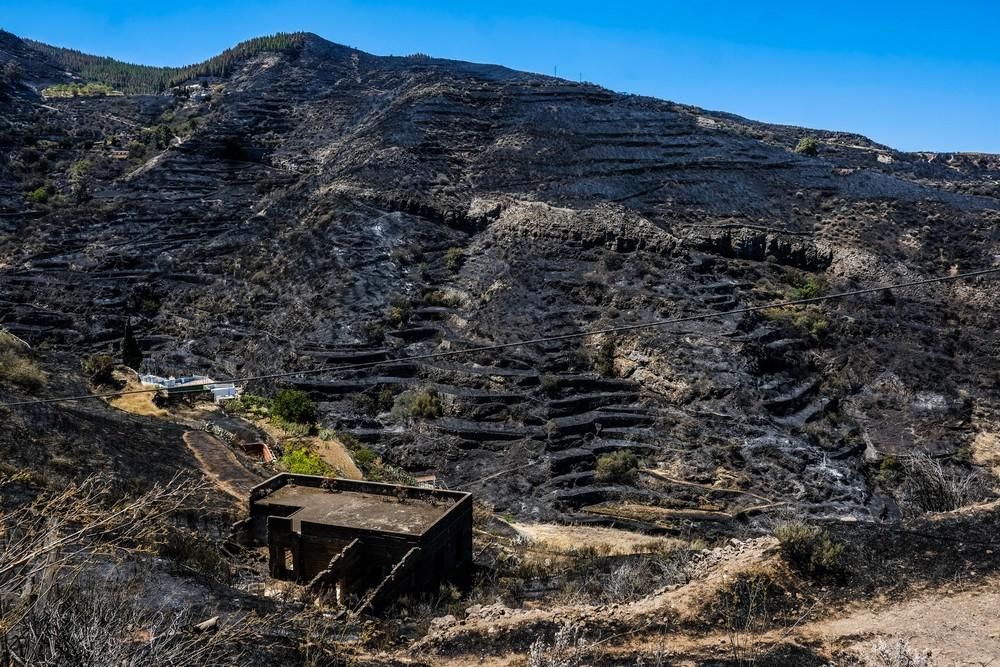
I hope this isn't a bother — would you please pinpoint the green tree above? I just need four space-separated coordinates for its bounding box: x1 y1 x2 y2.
69 159 92 203
271 389 317 424
127 141 146 160
153 124 173 150
120 321 143 371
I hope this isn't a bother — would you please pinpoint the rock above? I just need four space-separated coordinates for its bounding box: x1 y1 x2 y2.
430 615 457 629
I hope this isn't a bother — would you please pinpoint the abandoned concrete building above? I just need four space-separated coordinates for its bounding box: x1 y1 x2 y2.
245 473 473 613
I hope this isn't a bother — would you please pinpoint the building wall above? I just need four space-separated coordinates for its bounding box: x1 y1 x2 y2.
417 493 474 590
248 474 474 612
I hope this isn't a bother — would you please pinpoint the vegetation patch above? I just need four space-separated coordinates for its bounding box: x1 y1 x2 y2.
224 393 272 418
593 338 617 377
391 386 443 421
423 289 461 307
360 457 417 485
594 450 639 483
27 32 308 94
41 82 117 98
271 389 317 425
0 332 46 390
763 305 829 337
280 443 333 476
794 135 820 156
443 246 464 273
353 387 396 416
774 520 846 576
787 273 828 300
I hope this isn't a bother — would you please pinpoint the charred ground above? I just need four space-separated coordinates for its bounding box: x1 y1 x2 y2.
0 30 998 664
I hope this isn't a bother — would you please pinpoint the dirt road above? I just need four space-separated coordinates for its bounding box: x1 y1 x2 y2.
182 431 261 501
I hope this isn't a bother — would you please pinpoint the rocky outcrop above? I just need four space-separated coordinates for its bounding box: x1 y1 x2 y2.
686 226 832 270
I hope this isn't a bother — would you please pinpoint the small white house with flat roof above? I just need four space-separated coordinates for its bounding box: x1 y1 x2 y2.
140 374 238 403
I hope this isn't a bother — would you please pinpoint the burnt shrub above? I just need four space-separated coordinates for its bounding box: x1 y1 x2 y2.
158 527 233 583
81 353 116 385
220 136 246 160
897 453 990 514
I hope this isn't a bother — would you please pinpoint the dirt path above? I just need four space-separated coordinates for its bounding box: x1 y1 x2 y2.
801 579 1000 665
182 431 261 501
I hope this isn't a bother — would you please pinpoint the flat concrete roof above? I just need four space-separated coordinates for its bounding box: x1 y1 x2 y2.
254 483 456 535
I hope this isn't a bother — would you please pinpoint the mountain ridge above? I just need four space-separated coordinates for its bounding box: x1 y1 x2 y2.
5 28 999 159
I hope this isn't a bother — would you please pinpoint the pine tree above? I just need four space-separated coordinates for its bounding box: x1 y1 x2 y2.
121 321 144 371
24 32 308 95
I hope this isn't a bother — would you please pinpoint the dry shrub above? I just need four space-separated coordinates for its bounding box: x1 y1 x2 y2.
848 638 934 667
10 577 264 665
0 472 268 665
528 623 587 667
898 453 990 514
157 526 234 583
774 520 845 576
594 450 639 482
718 570 778 667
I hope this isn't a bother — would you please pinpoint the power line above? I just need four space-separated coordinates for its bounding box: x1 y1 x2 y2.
2 266 998 410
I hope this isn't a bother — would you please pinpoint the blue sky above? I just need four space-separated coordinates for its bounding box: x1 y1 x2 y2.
3 0 998 152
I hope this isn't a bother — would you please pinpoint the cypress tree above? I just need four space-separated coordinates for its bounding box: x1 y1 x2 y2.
121 321 144 371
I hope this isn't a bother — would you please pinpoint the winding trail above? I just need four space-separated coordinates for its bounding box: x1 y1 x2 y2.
800 577 1000 665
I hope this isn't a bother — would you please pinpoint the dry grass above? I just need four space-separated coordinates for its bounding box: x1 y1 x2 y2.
971 431 1000 479
313 437 363 479
109 390 168 417
106 375 168 417
512 522 683 556
0 331 46 390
